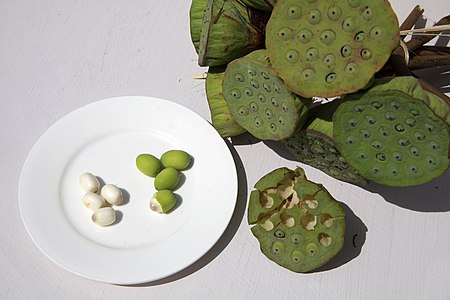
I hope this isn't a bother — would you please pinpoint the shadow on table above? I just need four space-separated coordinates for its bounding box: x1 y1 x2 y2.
122 139 248 287
308 202 367 273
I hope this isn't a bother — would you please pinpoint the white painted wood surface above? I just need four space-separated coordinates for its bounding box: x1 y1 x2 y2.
1 0 449 299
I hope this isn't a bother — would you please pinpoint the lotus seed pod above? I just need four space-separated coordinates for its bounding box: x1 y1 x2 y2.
333 90 450 187
160 150 191 170
222 51 311 140
150 190 177 213
368 76 450 126
136 153 161 177
265 0 399 97
154 167 181 191
197 0 264 67
282 100 367 185
248 167 346 272
206 66 247 138
189 0 207 52
240 0 275 12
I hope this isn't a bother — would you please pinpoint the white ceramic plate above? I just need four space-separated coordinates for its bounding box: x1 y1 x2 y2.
19 96 238 284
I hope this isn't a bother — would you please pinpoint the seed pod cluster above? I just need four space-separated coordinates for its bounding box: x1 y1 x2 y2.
136 150 192 213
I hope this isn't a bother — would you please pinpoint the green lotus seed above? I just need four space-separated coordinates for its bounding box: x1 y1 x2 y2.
230 88 241 99
154 167 181 190
285 49 299 63
160 150 191 170
234 73 245 82
278 27 292 41
323 54 336 68
265 108 273 119
326 73 337 83
302 69 315 80
355 31 366 42
320 30 336 45
290 233 302 245
150 190 176 213
136 153 161 177
238 106 249 116
250 101 259 111
291 250 305 263
341 45 353 57
362 6 374 20
342 17 356 32
370 27 383 39
306 243 319 256
254 116 263 127
258 93 266 103
361 49 372 59
244 87 254 97
272 241 285 255
287 6 301 19
345 63 357 74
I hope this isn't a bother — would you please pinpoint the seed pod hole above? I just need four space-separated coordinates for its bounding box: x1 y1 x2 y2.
238 107 249 116
371 101 383 109
327 5 342 20
307 9 321 24
361 49 372 59
372 140 383 149
415 131 426 141
391 168 399 176
325 73 337 83
234 73 245 82
263 83 272 92
362 6 374 20
274 83 281 93
365 115 376 124
249 102 259 111
261 72 270 80
306 47 319 61
302 69 315 80
287 6 301 18
379 126 390 136
318 233 332 247
323 54 336 68
427 157 436 165
358 152 367 159
320 30 336 45
278 27 292 41
425 123 435 132
250 79 260 89
244 87 253 97
398 138 410 146
258 93 266 103
354 104 365 112
230 89 241 99
342 17 355 32
298 29 313 43
291 250 305 263
271 97 279 107
346 136 355 144
376 153 386 161
410 109 420 116
409 146 420 156
410 166 418 173
341 45 353 57
429 141 440 150
272 241 285 255
355 31 365 42
270 123 277 131
360 129 371 138
265 108 273 119
306 243 319 256
393 152 402 161
395 124 405 132
345 63 357 74
347 0 361 8
274 229 286 238
348 119 357 127
247 69 256 76
301 213 317 230
291 233 302 245
373 166 380 174
254 117 263 127
370 26 383 39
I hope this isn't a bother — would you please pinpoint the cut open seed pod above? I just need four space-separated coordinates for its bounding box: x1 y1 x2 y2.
265 0 399 97
222 50 311 140
334 90 450 187
206 66 247 138
197 0 264 67
248 167 346 273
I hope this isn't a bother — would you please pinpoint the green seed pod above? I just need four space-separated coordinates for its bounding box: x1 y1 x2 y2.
248 167 346 273
189 0 207 52
333 90 449 187
154 167 181 191
197 0 264 67
265 0 399 97
282 100 367 185
160 150 191 170
136 153 161 177
150 190 177 213
206 66 247 138
222 51 311 141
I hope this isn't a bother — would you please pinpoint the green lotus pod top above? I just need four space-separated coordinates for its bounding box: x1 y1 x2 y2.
189 0 207 52
206 66 247 138
248 167 346 273
222 51 311 140
265 0 399 98
240 0 276 12
197 0 264 67
367 76 450 126
333 90 449 187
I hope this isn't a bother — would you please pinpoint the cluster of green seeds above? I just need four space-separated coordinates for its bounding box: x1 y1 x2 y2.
136 150 191 213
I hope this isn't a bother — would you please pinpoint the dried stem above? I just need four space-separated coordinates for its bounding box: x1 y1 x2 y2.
399 5 424 38
406 15 450 51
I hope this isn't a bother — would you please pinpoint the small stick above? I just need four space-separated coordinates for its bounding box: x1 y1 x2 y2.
408 54 450 69
399 5 424 38
417 45 450 55
400 24 450 35
406 15 450 51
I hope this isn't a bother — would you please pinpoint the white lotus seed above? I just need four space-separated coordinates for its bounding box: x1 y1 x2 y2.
81 192 105 211
91 207 116 226
101 184 123 206
79 172 100 193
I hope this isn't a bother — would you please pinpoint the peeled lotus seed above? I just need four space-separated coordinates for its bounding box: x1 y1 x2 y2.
154 167 180 191
81 192 106 211
92 207 116 226
136 153 161 177
101 184 123 206
150 190 176 213
79 172 100 193
160 150 191 170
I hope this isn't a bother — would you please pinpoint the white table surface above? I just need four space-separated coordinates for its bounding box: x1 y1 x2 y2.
1 0 449 299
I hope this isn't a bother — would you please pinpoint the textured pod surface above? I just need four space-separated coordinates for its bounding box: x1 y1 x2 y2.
368 76 450 126
206 66 247 138
283 129 366 185
283 100 366 185
248 167 346 273
334 91 449 187
198 0 263 67
189 0 207 52
222 53 310 140
265 0 399 97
